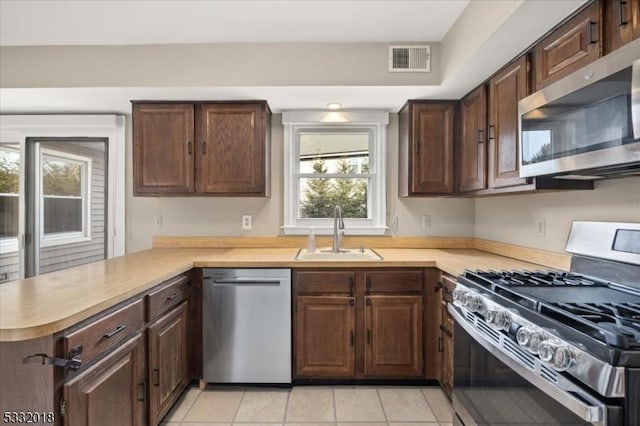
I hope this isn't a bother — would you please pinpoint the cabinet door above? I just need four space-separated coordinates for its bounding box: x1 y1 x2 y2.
488 56 529 188
441 310 454 399
364 295 423 377
132 103 195 195
604 0 636 52
534 2 602 90
63 333 146 426
633 0 640 39
295 296 355 378
196 103 268 195
148 302 189 426
405 103 455 195
459 85 487 192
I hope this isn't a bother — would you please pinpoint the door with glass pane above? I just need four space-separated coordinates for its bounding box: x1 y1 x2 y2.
0 138 108 281
0 143 21 282
28 139 108 276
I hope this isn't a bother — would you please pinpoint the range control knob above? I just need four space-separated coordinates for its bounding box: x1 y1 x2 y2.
485 309 511 331
538 340 576 372
452 288 467 306
552 346 576 371
463 293 483 312
516 327 547 354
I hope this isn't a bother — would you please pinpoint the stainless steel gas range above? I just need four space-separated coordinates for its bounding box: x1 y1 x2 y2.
450 221 640 426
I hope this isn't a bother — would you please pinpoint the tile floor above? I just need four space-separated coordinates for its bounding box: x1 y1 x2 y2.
161 385 454 426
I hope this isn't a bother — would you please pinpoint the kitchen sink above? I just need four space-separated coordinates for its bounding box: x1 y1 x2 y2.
295 247 383 261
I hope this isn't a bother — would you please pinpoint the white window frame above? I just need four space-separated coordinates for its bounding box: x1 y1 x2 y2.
39 148 92 247
0 144 20 253
282 111 388 235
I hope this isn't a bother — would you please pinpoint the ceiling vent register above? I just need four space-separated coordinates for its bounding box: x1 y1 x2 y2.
388 45 431 72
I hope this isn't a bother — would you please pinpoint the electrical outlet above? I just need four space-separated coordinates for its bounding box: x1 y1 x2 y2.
536 217 545 237
242 215 252 230
421 214 431 230
153 215 163 229
391 214 399 228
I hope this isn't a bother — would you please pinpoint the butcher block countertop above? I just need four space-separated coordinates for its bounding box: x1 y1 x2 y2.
0 237 570 342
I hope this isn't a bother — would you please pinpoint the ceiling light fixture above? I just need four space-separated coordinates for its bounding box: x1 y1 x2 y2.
326 103 342 110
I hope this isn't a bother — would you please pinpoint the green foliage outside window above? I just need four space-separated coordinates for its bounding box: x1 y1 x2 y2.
300 158 368 218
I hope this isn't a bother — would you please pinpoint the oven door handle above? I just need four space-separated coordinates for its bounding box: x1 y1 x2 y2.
448 305 606 425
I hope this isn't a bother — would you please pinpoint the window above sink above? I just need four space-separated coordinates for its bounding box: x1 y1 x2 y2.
282 111 389 235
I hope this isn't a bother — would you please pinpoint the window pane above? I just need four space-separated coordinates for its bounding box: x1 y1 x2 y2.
299 177 368 219
299 133 369 174
42 155 82 196
1 145 20 238
43 197 82 233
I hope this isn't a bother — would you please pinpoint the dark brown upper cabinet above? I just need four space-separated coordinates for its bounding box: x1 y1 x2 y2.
133 103 195 195
533 1 602 91
604 0 640 53
398 101 455 196
132 101 271 196
488 55 530 189
459 85 487 192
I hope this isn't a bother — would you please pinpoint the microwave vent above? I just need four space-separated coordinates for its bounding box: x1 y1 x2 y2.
389 45 430 72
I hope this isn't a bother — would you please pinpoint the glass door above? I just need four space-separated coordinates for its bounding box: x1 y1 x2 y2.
27 138 108 276
0 138 108 281
0 143 22 282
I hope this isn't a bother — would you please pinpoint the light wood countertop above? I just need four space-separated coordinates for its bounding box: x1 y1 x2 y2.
0 245 564 342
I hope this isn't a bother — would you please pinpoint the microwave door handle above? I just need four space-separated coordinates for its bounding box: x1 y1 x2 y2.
632 59 640 140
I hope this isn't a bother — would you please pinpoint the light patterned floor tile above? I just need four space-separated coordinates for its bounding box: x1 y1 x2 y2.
234 390 289 422
183 390 244 422
285 387 335 422
421 388 453 423
163 387 201 422
334 388 386 422
378 388 436 422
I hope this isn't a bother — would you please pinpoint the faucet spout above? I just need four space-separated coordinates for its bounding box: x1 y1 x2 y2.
332 205 345 253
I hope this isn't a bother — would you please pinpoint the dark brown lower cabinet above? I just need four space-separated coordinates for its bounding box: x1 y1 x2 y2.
294 269 426 381
440 306 454 398
295 295 356 378
364 295 423 377
148 302 189 426
63 333 146 426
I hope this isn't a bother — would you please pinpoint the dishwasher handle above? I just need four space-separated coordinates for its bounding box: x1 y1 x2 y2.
209 278 282 286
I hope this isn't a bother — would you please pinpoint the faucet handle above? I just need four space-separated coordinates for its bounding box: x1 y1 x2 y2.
359 245 365 253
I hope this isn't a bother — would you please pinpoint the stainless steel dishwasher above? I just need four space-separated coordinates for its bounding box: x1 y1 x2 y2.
202 268 291 384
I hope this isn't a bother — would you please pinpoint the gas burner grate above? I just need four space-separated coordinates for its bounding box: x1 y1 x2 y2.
542 301 640 348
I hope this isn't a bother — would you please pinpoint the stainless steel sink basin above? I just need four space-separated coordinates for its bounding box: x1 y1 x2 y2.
295 247 383 261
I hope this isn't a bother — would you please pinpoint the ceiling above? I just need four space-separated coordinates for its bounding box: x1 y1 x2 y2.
0 1 469 46
0 0 586 114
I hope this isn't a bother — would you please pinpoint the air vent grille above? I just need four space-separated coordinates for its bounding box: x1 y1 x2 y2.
503 338 536 369
389 45 431 72
541 364 559 383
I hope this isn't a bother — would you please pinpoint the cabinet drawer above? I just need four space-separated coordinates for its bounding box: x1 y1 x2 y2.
147 274 190 321
63 299 144 367
364 271 423 293
295 271 355 294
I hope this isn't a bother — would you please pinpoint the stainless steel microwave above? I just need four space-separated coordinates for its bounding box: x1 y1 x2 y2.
518 38 640 179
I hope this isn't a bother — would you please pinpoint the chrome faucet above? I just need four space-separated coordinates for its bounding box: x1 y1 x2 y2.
331 205 345 253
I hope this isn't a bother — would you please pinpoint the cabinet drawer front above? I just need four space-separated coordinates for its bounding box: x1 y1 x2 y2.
295 271 355 294
63 300 144 367
365 270 423 293
147 274 190 321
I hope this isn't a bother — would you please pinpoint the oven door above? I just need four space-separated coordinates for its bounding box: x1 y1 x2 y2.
449 305 624 426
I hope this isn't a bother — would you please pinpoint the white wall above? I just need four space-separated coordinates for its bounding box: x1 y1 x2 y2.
475 176 640 252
